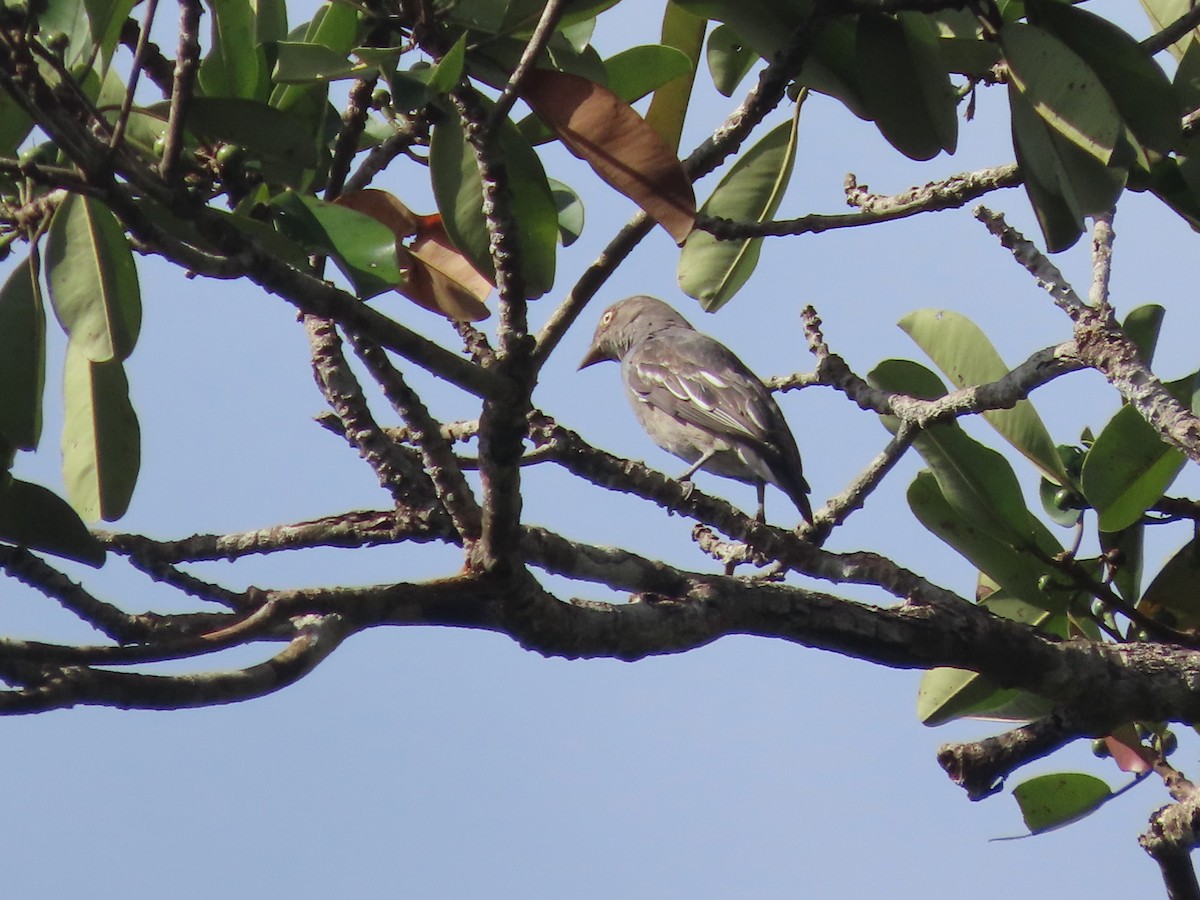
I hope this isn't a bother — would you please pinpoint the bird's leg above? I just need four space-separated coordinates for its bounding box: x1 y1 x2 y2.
677 448 717 482
755 482 766 523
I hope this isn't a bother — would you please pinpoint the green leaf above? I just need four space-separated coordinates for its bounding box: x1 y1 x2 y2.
1081 373 1199 532
0 92 33 157
0 256 46 451
1139 536 1200 628
706 23 755 97
906 470 1065 613
856 13 956 160
200 0 269 101
271 41 362 84
46 194 142 363
1037 446 1085 527
1102 520 1144 605
151 96 320 170
269 1 359 112
606 45 695 105
919 591 1058 724
61 344 140 522
1030 0 1179 161
426 35 467 95
80 0 137 67
430 113 558 299
1140 0 1199 58
270 191 404 299
679 102 800 310
898 309 1071 485
1001 23 1123 165
1123 304 1165 366
870 359 1047 551
644 1 706 152
38 0 97 69
1013 773 1112 834
0 476 105 567
549 178 585 247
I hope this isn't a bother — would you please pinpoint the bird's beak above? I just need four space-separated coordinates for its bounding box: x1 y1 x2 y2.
578 343 608 370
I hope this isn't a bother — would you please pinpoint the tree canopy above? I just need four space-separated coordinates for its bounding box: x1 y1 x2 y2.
4 0 1200 895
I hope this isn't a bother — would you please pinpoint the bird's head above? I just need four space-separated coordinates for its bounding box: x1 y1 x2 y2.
578 295 694 369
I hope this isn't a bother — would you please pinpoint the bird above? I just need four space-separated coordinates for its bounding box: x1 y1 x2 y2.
578 295 813 524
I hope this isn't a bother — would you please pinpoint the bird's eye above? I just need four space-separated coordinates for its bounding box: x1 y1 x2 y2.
602 310 614 325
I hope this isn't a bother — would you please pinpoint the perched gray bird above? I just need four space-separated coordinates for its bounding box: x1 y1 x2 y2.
579 295 813 524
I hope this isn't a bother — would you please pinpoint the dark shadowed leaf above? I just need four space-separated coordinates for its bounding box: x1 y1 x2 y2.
0 475 105 566
61 345 140 522
1031 0 1178 161
46 194 141 363
1001 23 1123 165
1139 536 1200 629
521 68 696 243
1013 773 1112 834
679 102 800 310
857 13 956 160
0 256 45 451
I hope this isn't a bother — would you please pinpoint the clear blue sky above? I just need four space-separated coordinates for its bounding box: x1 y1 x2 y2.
1 1 1195 896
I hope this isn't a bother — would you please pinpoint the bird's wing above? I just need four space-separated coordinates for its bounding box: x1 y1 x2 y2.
625 330 779 446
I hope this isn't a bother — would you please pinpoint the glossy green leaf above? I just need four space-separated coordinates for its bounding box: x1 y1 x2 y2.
645 1 706 152
1031 0 1178 160
1001 23 1123 165
252 0 289 44
0 475 105 567
906 470 1065 613
1140 0 1198 58
0 256 46 451
549 178 585 247
707 24 755 97
62 345 140 522
1081 373 1199 532
46 194 142 363
430 113 558 299
1123 304 1165 366
271 191 404 299
898 309 1071 485
1013 773 1112 834
679 103 800 310
200 0 269 100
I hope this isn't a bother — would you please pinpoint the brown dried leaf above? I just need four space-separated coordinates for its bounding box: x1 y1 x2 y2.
336 189 492 321
520 69 696 244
